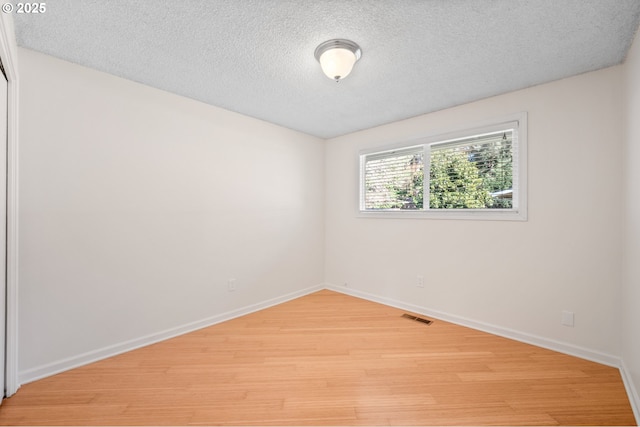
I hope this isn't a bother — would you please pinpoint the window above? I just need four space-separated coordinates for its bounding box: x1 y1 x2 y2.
359 113 527 220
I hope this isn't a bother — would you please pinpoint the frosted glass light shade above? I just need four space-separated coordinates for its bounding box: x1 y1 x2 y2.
319 48 357 81
314 39 362 82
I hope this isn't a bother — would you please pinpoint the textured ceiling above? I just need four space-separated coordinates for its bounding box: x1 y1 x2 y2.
13 0 640 139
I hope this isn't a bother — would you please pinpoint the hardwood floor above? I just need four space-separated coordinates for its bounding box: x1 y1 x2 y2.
0 290 635 425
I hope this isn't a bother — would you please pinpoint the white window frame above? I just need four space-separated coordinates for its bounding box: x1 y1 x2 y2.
358 112 527 221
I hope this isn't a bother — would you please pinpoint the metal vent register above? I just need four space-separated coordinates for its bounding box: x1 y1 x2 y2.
402 313 434 325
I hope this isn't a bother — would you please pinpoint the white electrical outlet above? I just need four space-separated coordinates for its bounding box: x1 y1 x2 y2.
417 275 424 288
561 310 574 327
228 278 237 292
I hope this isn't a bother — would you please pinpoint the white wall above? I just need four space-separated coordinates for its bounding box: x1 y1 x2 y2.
623 29 640 416
325 66 625 360
17 48 325 381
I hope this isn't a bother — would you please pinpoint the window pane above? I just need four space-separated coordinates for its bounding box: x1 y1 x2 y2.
364 147 424 210
429 131 513 209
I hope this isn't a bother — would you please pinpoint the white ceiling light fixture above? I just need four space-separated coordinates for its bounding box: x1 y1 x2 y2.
314 39 362 82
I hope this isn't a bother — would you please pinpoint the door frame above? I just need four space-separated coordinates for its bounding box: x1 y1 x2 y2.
0 13 20 397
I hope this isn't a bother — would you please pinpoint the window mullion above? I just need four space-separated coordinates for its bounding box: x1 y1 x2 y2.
423 144 430 211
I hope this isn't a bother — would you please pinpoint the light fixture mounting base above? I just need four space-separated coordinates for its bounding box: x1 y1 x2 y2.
314 39 362 62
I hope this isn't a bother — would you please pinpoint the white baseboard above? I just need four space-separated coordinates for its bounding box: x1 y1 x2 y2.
620 359 640 424
18 284 324 385
325 284 621 368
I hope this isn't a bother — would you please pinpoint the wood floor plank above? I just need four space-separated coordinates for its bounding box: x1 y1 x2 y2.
0 289 635 425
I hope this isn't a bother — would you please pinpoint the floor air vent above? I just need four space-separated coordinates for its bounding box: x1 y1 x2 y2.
402 313 433 325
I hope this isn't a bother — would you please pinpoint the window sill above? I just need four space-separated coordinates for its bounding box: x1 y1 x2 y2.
357 209 527 221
